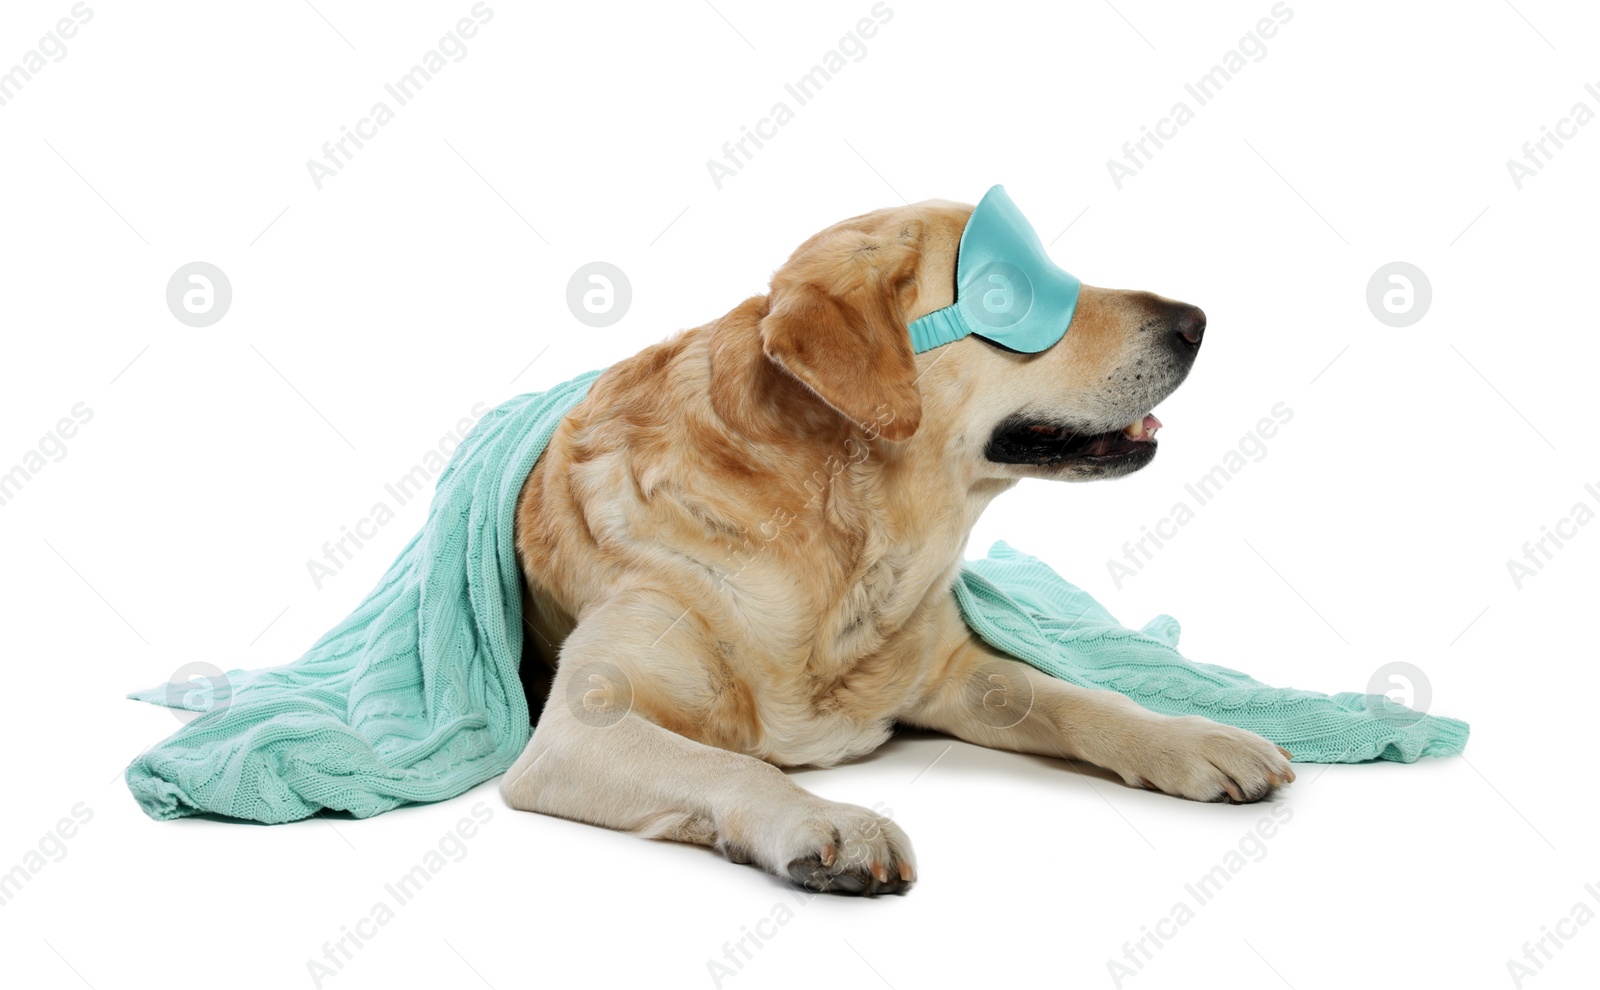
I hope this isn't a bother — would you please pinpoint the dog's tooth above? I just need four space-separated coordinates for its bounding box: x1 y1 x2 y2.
1124 414 1162 440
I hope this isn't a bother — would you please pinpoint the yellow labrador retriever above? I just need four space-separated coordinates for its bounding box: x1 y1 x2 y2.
502 197 1294 895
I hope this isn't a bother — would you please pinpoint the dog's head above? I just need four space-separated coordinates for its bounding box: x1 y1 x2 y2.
758 198 1205 481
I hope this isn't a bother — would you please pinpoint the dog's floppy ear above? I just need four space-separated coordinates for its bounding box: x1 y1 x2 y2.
759 219 924 441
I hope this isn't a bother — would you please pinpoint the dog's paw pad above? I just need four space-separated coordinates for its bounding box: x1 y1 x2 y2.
786 853 909 896
775 802 916 896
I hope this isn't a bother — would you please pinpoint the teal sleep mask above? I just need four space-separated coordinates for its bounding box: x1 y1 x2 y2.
907 185 1082 354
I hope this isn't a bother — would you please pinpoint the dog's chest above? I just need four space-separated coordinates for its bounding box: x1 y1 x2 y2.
748 704 897 768
721 537 954 767
828 550 913 650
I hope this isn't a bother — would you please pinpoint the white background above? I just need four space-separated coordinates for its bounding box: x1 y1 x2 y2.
2 1 1597 987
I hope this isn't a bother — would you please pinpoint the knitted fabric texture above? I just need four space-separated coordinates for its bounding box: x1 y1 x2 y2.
125 370 601 823
126 370 1467 824
956 543 1468 764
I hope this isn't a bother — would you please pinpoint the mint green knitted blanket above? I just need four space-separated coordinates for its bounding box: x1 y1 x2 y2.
956 544 1468 765
125 370 1467 824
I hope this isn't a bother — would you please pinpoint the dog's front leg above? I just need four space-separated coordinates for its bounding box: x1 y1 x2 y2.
501 591 915 895
902 606 1295 803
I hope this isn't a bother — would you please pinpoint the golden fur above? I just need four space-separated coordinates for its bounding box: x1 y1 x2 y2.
503 198 1293 895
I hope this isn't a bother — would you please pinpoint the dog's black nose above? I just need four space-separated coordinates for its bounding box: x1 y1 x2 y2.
1173 305 1206 350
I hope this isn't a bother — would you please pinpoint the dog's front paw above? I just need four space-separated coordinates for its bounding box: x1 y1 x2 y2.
1123 716 1295 804
724 798 916 896
783 801 916 896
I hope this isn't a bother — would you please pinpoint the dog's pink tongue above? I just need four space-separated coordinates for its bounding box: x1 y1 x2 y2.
1123 414 1162 441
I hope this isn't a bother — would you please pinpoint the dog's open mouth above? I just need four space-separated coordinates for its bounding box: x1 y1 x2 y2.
985 413 1162 467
